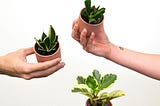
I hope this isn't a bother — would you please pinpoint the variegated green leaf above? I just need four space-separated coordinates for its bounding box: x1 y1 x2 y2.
109 90 125 100
100 74 117 90
77 76 86 84
86 75 98 90
93 69 101 84
71 88 92 98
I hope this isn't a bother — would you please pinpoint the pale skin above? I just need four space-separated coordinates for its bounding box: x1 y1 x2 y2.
72 19 160 80
0 47 65 80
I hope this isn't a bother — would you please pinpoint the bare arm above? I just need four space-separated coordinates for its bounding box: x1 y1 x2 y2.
0 47 65 79
72 20 160 80
107 43 160 80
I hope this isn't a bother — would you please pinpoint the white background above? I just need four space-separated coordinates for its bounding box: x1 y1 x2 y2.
0 0 160 106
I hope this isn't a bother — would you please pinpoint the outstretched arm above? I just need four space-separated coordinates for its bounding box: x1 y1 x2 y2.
107 43 160 80
72 20 160 80
0 47 65 80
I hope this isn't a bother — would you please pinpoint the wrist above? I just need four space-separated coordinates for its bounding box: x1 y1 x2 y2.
0 56 4 74
103 42 113 59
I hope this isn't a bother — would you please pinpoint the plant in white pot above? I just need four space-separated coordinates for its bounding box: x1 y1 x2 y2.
34 25 61 62
78 0 106 36
71 69 125 106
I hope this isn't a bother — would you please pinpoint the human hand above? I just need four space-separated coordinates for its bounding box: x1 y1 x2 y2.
0 47 65 80
71 19 111 58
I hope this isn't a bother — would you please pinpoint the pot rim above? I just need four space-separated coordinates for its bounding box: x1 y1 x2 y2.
85 99 112 106
79 8 104 26
34 41 60 57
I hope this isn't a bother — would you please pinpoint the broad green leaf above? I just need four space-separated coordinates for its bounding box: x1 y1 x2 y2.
100 74 117 90
86 75 98 90
99 92 109 100
92 70 101 84
72 87 88 92
71 88 92 98
77 76 86 84
109 90 125 100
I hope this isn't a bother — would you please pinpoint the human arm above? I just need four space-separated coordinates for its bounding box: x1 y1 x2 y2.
107 43 160 80
0 47 65 80
72 20 160 80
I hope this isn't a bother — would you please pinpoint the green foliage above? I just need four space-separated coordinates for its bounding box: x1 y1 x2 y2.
81 0 105 24
72 69 125 106
34 25 58 55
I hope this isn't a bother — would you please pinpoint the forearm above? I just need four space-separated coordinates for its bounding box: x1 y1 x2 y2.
106 43 160 80
0 56 5 74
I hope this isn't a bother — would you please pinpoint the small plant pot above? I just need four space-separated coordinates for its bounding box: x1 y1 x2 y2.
34 42 61 62
78 8 105 37
85 99 112 106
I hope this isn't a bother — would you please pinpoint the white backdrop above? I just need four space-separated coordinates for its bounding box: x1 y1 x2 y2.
0 0 160 106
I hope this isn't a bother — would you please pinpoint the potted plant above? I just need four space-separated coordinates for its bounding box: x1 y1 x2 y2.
71 69 125 106
34 25 61 62
78 0 106 36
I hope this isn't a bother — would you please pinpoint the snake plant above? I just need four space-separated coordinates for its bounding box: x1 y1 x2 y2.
81 0 105 24
34 25 58 55
72 69 125 106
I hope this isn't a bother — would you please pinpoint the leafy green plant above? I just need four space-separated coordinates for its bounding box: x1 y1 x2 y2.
71 69 125 106
81 0 105 24
34 25 58 55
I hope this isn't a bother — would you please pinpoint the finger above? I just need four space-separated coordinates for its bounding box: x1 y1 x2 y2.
71 23 80 41
27 62 65 79
80 28 87 47
24 47 34 56
84 32 95 50
88 32 95 44
25 58 63 73
72 19 78 29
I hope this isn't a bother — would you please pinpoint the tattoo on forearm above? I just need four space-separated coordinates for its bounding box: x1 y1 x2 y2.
119 46 124 50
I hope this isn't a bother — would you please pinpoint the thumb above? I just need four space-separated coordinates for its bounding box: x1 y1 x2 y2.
24 47 34 56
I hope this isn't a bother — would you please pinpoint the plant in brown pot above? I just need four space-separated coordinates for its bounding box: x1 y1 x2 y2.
71 69 125 106
34 25 61 62
78 0 106 36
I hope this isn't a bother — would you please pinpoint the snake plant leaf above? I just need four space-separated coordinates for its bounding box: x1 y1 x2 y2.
34 37 44 49
92 70 101 84
89 19 97 24
92 8 105 19
48 25 56 43
86 75 98 90
85 0 91 14
100 74 117 90
77 76 86 84
49 42 57 52
41 32 47 41
43 37 50 51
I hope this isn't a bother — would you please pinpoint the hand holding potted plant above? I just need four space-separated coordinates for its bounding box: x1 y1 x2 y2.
34 25 61 62
78 0 106 37
71 69 125 106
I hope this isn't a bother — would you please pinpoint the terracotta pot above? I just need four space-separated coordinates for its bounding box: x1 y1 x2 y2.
78 8 105 37
85 99 112 106
34 42 61 62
